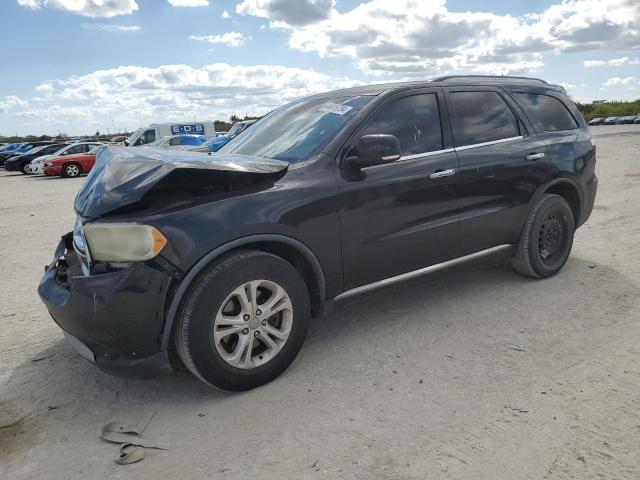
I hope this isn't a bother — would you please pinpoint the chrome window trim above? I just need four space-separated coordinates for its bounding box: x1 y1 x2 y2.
363 147 455 169
362 136 524 170
454 135 523 152
400 148 455 161
335 244 513 301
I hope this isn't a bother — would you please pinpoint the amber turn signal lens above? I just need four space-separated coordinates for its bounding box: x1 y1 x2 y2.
151 227 167 254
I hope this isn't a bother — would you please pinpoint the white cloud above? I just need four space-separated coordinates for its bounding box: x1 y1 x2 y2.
0 96 29 114
603 76 636 87
8 63 362 134
584 57 640 67
559 82 576 90
167 0 208 6
222 9 230 19
584 60 606 67
237 0 335 27
190 32 251 47
237 0 640 77
17 0 138 17
81 23 140 31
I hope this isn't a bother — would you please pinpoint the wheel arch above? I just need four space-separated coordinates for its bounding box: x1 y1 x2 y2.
544 180 582 225
520 178 583 236
160 234 327 350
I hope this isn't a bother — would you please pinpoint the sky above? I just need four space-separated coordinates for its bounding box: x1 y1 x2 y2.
0 0 639 136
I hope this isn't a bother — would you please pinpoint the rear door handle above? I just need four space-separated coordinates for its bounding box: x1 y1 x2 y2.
526 152 546 161
430 168 456 179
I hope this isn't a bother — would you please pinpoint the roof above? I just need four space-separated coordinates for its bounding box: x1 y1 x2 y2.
311 75 564 99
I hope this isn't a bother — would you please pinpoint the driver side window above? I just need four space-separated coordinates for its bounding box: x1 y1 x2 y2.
360 94 443 156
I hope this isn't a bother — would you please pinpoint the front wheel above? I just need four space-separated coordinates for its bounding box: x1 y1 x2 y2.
175 250 310 391
63 163 80 178
513 194 575 278
21 162 31 174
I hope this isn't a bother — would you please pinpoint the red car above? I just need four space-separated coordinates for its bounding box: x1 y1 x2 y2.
43 152 97 177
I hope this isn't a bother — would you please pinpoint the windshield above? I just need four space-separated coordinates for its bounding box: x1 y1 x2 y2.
146 137 169 148
221 95 374 162
27 145 47 154
227 122 247 137
126 128 144 144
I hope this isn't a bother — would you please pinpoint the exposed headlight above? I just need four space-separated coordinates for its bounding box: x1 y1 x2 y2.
83 223 167 262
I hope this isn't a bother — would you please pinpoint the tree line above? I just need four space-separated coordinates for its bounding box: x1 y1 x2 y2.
576 99 640 119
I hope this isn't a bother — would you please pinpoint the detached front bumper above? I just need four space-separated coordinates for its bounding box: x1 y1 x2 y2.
37 234 175 379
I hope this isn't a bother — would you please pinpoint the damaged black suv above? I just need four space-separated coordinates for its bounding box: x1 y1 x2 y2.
38 76 597 391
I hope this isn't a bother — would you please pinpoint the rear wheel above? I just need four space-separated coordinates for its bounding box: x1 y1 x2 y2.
175 250 310 391
63 163 81 178
21 162 31 174
513 194 575 278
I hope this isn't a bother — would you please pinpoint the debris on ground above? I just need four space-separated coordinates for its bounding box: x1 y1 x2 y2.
99 412 168 465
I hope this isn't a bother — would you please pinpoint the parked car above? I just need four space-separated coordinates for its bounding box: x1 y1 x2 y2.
619 115 638 124
43 148 101 177
604 116 620 125
4 143 69 174
124 122 216 147
588 117 604 126
193 120 257 153
634 117 640 124
145 134 207 149
0 142 22 152
38 75 597 391
1 141 64 164
29 142 103 174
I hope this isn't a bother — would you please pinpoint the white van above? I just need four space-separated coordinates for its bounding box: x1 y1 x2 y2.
124 122 216 146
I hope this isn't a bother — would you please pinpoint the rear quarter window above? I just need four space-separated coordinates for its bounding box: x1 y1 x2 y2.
513 92 579 132
448 91 521 147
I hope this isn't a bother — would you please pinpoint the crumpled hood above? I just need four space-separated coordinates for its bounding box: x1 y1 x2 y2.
74 146 288 219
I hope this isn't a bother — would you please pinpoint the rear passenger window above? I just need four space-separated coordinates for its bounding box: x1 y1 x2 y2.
513 93 578 132
449 91 520 147
66 145 84 155
360 94 443 156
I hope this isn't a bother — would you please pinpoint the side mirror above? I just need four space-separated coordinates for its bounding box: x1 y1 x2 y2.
348 134 401 170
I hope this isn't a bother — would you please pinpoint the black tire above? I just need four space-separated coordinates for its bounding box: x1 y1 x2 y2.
175 250 310 391
63 163 81 178
513 194 575 278
21 162 31 174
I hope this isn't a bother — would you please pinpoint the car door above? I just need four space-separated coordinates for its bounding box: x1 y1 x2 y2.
336 89 460 290
444 87 552 256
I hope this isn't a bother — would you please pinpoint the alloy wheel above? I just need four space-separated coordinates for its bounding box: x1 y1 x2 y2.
65 164 80 177
213 279 293 369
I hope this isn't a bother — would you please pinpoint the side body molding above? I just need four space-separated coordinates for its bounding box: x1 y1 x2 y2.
160 234 327 350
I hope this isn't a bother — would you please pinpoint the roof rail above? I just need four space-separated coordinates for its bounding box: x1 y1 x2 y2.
431 75 549 85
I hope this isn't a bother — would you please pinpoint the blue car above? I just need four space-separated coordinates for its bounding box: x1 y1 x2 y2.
144 134 207 149
0 142 23 152
198 120 256 152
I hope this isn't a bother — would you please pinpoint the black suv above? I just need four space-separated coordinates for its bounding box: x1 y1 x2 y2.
38 76 597 391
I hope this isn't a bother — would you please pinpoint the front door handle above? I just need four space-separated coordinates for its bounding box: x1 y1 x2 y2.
526 152 546 161
430 168 456 179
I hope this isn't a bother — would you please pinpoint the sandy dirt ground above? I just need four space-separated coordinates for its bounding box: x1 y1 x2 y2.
1 125 640 479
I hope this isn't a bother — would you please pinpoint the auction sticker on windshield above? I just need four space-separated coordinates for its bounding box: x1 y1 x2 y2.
318 103 354 115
